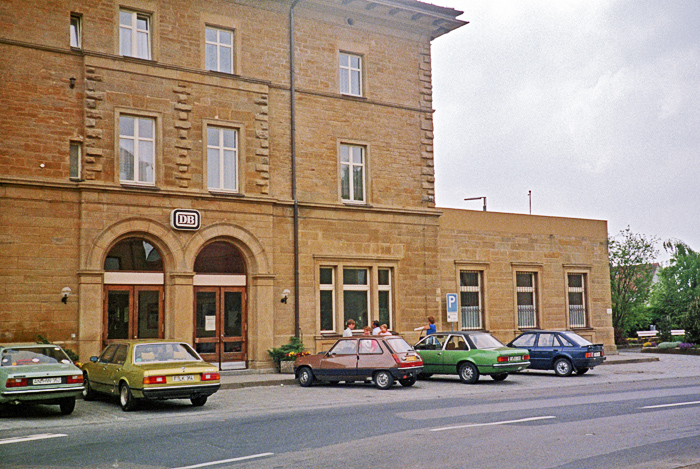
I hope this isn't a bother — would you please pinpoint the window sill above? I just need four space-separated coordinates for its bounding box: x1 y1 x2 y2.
120 182 159 191
341 201 372 208
208 190 244 198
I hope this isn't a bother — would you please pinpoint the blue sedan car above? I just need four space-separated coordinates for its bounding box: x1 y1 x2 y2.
506 330 605 376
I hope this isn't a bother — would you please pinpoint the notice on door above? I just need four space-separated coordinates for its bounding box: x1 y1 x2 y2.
205 315 216 332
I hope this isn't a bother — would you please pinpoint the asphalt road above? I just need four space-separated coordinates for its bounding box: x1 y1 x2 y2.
2 354 700 469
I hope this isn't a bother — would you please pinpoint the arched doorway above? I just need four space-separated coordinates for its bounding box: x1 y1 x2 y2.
193 241 247 365
103 238 164 343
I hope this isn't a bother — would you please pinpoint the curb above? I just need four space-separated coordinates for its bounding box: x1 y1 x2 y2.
600 356 659 365
220 376 297 390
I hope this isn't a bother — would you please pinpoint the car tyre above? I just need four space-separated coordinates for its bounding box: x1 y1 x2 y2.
554 358 573 377
119 382 137 411
417 372 433 380
374 370 394 390
458 362 479 384
191 396 208 407
399 376 417 387
576 367 589 375
491 372 508 382
59 397 76 415
82 373 95 401
298 367 315 387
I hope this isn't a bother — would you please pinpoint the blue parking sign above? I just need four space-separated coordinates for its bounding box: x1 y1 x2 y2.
446 293 458 323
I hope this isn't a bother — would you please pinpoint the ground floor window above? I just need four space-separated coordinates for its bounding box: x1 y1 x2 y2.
567 273 588 328
516 272 538 328
460 270 483 330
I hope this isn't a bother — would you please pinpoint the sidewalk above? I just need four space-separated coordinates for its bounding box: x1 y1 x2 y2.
218 351 659 390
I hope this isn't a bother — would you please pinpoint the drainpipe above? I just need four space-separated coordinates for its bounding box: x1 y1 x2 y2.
290 0 302 338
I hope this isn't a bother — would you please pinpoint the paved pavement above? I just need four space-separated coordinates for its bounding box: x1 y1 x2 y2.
218 350 661 390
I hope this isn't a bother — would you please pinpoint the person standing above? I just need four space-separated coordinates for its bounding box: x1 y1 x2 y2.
371 320 381 335
415 316 436 335
343 319 356 337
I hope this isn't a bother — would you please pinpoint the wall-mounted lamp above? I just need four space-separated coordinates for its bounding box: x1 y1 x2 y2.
69 77 76 89
281 289 290 304
464 196 487 211
61 287 72 304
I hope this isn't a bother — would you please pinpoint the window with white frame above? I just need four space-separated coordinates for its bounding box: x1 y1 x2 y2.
516 272 537 328
69 141 81 180
378 269 392 330
207 126 238 192
568 273 587 328
120 9 151 59
340 144 365 203
343 268 369 329
70 14 81 49
205 26 233 74
119 115 155 184
319 267 335 332
339 52 362 96
460 271 483 330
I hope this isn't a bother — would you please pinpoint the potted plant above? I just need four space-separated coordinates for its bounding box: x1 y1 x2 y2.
267 336 308 373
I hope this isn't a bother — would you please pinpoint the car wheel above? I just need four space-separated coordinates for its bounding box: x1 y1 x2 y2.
554 358 573 377
298 367 315 387
417 372 433 380
374 370 394 390
491 372 508 382
399 376 417 387
119 383 137 411
82 373 95 401
59 397 76 415
576 367 589 375
458 362 479 384
191 396 208 407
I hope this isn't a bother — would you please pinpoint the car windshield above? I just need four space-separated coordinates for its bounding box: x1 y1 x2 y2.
1 346 72 366
133 343 201 364
469 333 504 349
560 332 593 346
386 338 413 353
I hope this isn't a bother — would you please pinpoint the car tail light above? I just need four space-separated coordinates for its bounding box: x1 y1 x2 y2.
392 354 422 368
143 375 167 385
524 355 530 361
497 356 509 363
201 372 220 381
67 374 83 384
6 378 28 388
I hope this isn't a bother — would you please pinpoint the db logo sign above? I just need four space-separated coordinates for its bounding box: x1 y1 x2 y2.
170 209 201 231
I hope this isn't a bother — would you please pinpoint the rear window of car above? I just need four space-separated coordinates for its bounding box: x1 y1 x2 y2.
469 333 505 349
560 332 592 346
511 334 536 347
385 338 413 353
134 343 201 363
1 346 72 366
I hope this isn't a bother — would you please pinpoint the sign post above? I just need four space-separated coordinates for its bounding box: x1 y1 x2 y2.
446 293 458 331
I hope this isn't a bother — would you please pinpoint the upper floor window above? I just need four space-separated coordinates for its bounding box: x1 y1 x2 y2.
340 144 365 203
70 14 81 49
205 27 233 74
69 141 81 180
339 52 362 96
567 273 587 328
120 9 151 59
207 126 238 192
460 271 483 330
119 115 155 185
516 272 538 328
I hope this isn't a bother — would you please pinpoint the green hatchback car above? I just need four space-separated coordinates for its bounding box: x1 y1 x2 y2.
414 332 530 384
0 343 84 415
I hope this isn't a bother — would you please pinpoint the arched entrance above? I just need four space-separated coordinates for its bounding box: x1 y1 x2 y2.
103 238 164 343
193 241 247 365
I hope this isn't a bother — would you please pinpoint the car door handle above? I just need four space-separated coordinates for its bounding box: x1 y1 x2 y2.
553 349 559 352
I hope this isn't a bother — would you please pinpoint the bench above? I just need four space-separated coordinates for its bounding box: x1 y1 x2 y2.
637 330 658 338
671 329 686 336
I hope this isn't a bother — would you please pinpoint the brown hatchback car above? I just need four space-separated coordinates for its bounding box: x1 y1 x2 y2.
293 336 423 390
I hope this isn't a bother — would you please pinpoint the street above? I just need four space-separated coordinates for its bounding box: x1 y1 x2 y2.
2 353 700 469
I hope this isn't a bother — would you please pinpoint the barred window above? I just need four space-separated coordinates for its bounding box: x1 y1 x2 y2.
516 272 537 328
460 271 482 330
568 273 587 328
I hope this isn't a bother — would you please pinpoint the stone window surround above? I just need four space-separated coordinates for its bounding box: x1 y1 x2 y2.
454 261 489 331
512 262 543 330
116 1 158 61
205 26 234 74
338 139 370 205
339 51 363 97
203 120 246 194
202 14 241 75
114 108 163 187
564 265 592 329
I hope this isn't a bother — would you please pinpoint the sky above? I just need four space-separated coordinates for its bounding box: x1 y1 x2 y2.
426 0 700 261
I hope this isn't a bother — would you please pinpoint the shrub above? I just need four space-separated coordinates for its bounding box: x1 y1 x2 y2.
657 341 682 349
267 336 306 367
36 334 80 363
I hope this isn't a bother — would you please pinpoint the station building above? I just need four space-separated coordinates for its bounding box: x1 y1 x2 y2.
0 0 615 369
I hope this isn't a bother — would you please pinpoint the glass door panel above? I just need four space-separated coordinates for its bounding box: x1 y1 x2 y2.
222 290 245 361
195 290 218 357
137 289 161 339
104 285 162 344
107 290 130 340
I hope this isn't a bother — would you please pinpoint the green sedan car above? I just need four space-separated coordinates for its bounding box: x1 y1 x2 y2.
414 332 530 383
81 340 220 411
0 343 84 415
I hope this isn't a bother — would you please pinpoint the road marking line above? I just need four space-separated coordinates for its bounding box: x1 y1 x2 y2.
430 415 556 432
641 400 700 410
172 453 275 469
0 433 68 445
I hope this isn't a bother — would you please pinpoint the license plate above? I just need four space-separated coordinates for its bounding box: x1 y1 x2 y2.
172 375 195 382
405 355 417 362
509 356 521 362
592 352 601 357
33 377 62 385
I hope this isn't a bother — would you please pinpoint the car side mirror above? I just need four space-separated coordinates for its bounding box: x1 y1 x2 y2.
326 352 335 357
90 356 98 362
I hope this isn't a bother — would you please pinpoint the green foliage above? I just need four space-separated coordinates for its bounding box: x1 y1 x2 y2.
656 341 681 349
35 334 80 363
650 241 700 343
608 227 659 344
267 336 305 366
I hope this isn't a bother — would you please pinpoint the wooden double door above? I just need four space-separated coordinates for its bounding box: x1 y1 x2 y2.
104 285 164 342
194 287 247 363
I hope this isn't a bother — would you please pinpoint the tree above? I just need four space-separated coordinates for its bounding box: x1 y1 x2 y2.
649 241 700 342
608 227 658 344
